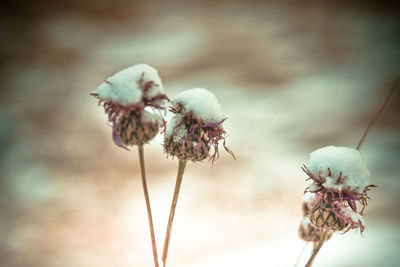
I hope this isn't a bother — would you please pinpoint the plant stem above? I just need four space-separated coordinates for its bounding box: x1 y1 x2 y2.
294 242 309 267
357 74 399 150
162 159 187 267
305 230 328 267
138 145 159 267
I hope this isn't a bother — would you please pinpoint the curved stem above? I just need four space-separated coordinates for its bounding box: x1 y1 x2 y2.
138 145 159 267
294 242 309 267
357 74 399 150
162 159 187 267
305 230 328 267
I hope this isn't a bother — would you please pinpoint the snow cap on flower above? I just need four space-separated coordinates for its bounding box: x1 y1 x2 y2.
304 146 370 194
171 88 225 123
306 146 370 193
302 146 376 234
91 64 168 150
164 88 234 163
91 64 167 108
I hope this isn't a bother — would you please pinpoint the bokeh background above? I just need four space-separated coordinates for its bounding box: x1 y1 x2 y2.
1 1 399 266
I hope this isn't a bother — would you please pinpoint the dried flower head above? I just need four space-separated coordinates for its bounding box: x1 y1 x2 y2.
302 146 376 233
164 88 235 163
90 64 168 149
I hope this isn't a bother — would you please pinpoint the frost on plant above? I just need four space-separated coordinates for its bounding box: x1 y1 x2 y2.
164 88 235 163
302 146 376 233
90 64 169 149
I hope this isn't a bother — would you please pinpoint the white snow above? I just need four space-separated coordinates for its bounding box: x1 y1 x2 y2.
306 146 370 193
91 64 164 106
307 183 321 192
142 110 159 124
165 115 189 142
339 206 365 226
166 116 177 136
171 88 225 123
323 176 345 191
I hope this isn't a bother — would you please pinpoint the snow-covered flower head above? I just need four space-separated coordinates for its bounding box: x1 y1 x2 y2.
164 88 235 162
91 64 168 149
302 146 376 233
92 64 167 108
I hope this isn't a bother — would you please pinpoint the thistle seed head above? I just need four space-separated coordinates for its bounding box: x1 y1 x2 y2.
308 194 349 232
302 146 376 234
164 103 234 163
164 134 209 161
116 110 159 146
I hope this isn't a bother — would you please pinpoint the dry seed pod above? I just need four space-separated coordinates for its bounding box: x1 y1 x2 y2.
164 134 209 161
309 196 349 231
116 110 159 146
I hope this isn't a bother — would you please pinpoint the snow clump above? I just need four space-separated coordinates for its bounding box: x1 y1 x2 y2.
92 64 165 107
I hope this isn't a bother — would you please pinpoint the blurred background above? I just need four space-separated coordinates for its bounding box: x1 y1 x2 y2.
0 0 399 266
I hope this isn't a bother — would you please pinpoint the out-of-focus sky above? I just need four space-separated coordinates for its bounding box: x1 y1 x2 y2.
0 1 399 266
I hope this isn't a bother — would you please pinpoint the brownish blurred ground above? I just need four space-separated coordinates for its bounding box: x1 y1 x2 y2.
0 1 399 266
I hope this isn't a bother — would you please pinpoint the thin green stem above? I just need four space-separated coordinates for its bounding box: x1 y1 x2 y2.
138 145 159 267
305 230 328 267
357 74 399 150
162 159 187 267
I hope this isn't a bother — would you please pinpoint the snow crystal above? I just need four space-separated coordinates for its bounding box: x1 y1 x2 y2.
306 146 370 193
172 88 225 123
92 64 164 106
